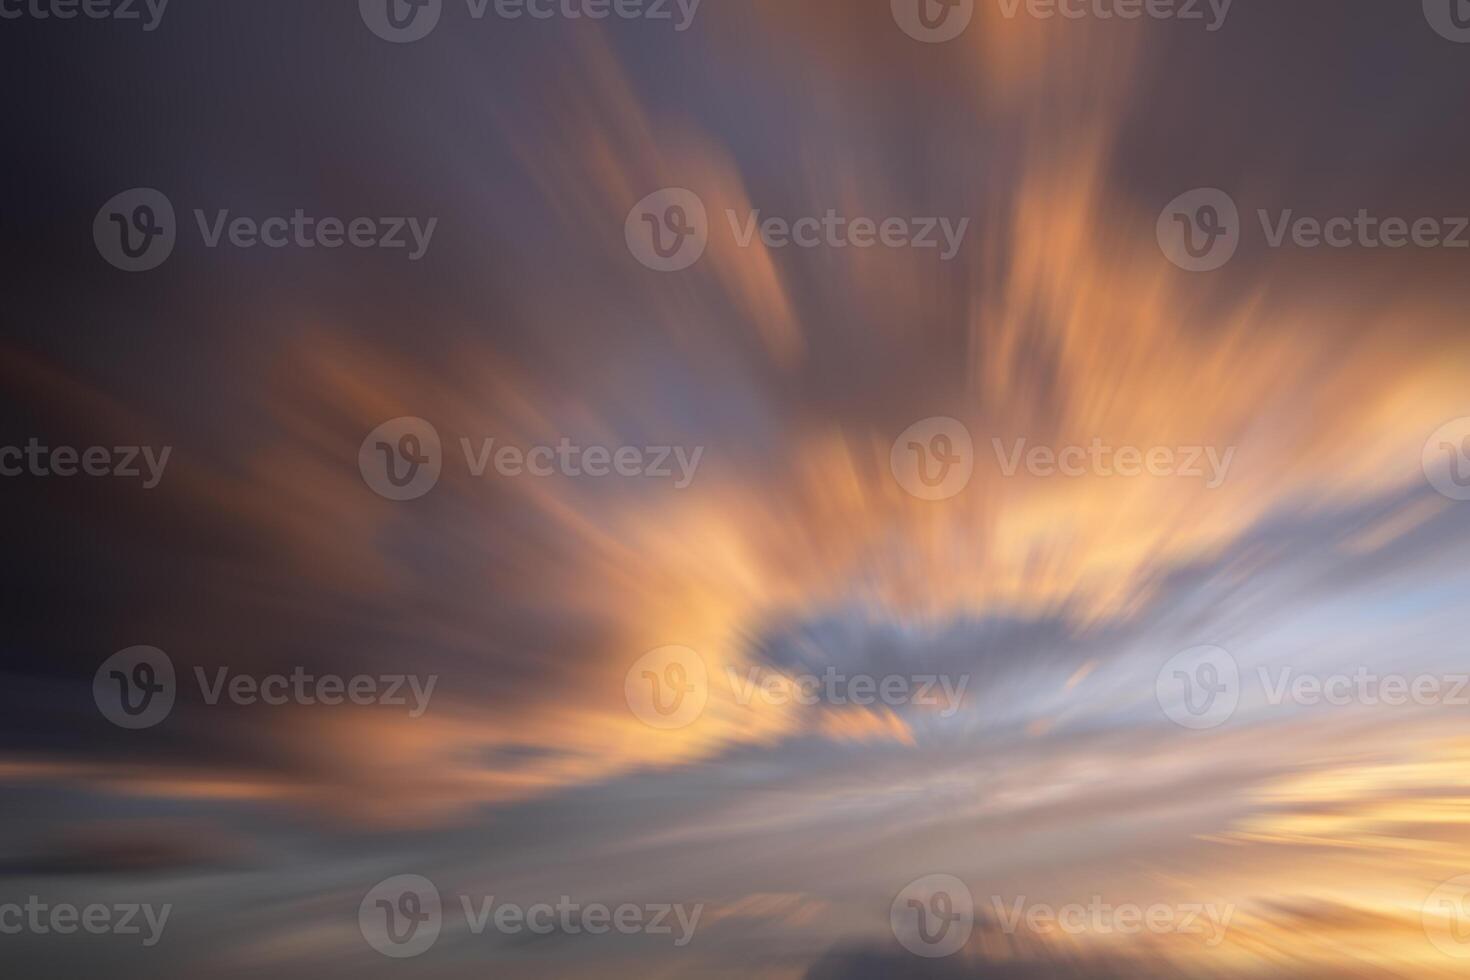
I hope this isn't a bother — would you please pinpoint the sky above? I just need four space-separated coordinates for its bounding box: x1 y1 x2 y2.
3 1 1470 977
